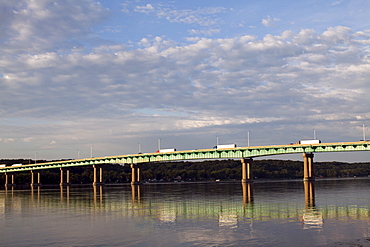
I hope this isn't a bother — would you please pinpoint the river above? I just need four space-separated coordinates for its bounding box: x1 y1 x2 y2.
0 178 369 246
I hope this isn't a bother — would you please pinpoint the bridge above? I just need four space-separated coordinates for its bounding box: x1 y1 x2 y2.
1 141 369 187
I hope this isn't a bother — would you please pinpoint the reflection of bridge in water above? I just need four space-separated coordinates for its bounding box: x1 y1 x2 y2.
1 182 369 230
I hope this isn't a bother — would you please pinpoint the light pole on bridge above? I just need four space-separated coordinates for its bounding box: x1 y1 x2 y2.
363 124 367 141
247 131 250 147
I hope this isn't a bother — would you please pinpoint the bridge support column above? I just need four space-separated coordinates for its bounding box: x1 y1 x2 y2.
241 158 253 183
93 165 104 186
131 164 143 185
4 173 16 188
30 170 41 187
60 168 71 186
303 153 315 181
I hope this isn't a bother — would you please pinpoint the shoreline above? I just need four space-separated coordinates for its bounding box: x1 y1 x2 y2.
1 176 369 190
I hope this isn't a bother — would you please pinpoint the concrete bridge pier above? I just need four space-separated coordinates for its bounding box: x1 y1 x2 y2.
30 170 41 187
4 173 16 188
303 153 315 181
130 164 143 185
60 168 71 186
241 158 253 183
93 165 104 186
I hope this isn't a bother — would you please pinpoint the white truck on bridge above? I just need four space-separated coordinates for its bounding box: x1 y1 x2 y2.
11 164 23 167
296 140 321 144
156 148 176 153
213 144 237 149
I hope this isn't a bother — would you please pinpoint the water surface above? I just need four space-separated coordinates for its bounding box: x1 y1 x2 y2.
0 178 369 246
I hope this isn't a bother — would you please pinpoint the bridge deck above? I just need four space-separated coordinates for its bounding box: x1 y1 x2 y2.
1 141 369 173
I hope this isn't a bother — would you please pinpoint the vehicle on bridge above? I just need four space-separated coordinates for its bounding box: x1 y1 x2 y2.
213 144 237 149
156 148 176 153
296 140 321 144
11 164 23 167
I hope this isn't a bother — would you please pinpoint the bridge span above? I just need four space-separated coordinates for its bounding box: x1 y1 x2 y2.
1 141 369 187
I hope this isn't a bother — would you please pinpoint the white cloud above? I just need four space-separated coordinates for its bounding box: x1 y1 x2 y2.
133 3 227 26
1 0 109 53
0 138 16 143
331 1 343 6
261 16 281 27
134 4 155 13
2 26 369 124
1 1 370 160
188 29 220 36
319 26 352 45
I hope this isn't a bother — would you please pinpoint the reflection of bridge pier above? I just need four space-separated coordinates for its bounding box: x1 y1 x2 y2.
131 185 142 204
302 181 322 229
59 185 70 203
93 185 103 206
5 185 15 195
242 182 254 204
30 186 41 203
304 181 315 208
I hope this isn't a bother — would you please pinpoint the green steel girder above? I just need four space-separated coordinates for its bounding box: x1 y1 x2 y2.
0 141 369 173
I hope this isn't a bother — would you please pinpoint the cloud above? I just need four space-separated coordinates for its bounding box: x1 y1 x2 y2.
188 29 220 36
261 16 281 27
1 0 109 53
2 26 369 124
134 3 227 26
331 1 343 6
134 3 155 14
0 138 16 143
189 29 220 36
1 0 370 159
319 26 352 45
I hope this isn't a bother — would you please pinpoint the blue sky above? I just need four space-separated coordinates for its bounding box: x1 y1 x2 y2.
1 0 370 162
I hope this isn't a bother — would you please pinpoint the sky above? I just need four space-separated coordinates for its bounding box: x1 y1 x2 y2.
1 0 370 162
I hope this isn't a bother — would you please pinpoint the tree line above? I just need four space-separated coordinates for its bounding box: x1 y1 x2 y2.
0 158 369 185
